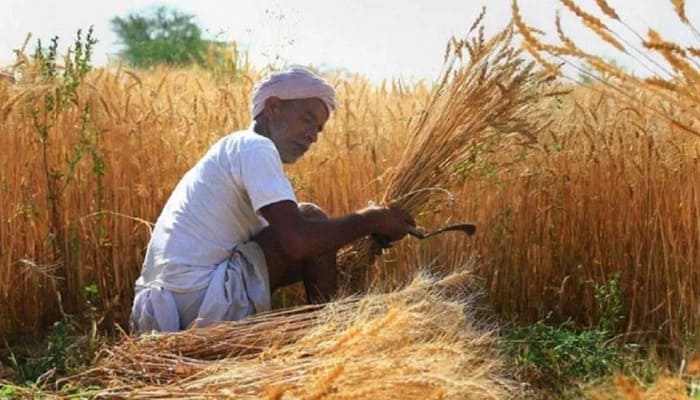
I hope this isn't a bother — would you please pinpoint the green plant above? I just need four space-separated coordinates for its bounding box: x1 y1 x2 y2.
690 380 700 399
4 284 104 385
503 319 626 385
0 380 96 400
0 382 17 398
30 26 97 293
27 28 102 317
595 273 623 332
82 283 103 345
7 321 70 383
4 318 105 388
83 283 99 306
502 276 629 387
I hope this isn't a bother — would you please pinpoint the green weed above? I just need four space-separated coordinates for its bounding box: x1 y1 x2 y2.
502 275 629 388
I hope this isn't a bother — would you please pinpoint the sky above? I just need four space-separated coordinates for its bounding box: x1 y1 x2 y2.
1 0 699 82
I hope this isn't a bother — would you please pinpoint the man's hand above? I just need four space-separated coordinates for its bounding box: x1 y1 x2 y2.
258 200 415 261
358 205 416 241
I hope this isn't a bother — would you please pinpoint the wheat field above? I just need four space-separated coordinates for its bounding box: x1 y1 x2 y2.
1 3 700 390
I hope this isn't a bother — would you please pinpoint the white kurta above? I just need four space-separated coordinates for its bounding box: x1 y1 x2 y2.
130 128 296 332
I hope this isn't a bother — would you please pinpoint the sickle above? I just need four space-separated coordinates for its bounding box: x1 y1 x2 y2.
372 222 476 249
407 223 476 239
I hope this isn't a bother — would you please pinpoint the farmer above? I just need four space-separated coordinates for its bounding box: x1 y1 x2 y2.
130 67 415 332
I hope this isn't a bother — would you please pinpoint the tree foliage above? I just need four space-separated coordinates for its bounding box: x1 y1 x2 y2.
111 6 206 67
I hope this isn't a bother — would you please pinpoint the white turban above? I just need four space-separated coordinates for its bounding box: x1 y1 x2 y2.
251 67 336 119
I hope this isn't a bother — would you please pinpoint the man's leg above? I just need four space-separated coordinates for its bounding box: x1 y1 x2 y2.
253 202 338 304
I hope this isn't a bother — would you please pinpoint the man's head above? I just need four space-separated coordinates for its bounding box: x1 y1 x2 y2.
258 96 329 163
251 67 336 163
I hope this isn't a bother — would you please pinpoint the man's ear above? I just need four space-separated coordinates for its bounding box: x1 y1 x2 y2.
263 96 282 119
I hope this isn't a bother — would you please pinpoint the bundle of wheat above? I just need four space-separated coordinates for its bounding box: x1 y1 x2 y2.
71 302 354 386
63 264 516 399
336 16 552 288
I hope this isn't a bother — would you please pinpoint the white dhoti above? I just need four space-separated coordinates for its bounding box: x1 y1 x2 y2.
130 241 270 333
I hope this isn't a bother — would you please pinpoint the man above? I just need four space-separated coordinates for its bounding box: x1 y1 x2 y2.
130 67 414 333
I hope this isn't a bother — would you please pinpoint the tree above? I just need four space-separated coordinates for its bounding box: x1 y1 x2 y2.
111 6 206 67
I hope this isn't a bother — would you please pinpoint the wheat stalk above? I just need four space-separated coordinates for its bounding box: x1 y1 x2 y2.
594 0 619 20
337 17 551 288
559 0 625 52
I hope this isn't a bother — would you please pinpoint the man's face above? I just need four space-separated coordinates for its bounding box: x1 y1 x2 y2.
265 97 329 163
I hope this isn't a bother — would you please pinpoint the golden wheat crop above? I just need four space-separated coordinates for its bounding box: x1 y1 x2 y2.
1 2 699 365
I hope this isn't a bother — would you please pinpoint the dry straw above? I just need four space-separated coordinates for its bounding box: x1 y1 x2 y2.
62 265 516 399
588 375 690 399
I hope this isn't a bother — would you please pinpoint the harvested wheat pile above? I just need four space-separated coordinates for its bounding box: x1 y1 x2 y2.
588 375 691 400
64 265 517 399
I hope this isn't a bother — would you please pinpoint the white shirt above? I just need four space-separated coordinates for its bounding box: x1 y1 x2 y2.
137 128 296 293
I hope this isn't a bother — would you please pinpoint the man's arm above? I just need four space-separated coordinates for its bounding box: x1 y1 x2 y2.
259 200 413 261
